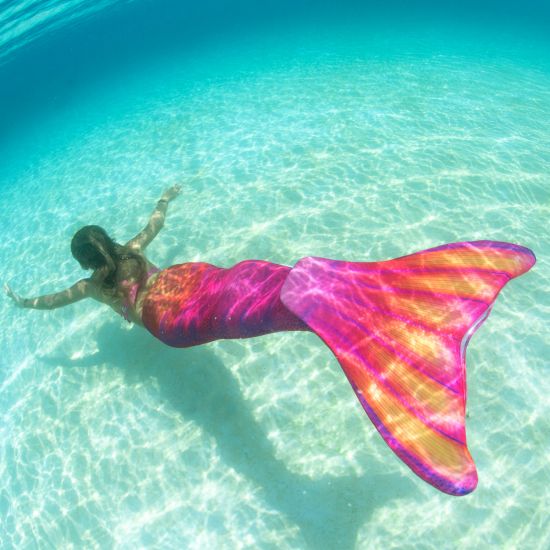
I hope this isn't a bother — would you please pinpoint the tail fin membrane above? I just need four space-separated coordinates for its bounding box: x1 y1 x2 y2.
281 241 535 495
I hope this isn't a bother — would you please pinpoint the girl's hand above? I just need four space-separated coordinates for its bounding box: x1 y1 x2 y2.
4 283 25 307
160 184 182 203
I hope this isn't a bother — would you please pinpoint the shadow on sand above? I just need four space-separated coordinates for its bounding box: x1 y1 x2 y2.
44 321 415 549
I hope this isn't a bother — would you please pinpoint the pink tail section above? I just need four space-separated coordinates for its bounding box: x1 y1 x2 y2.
142 260 308 348
281 241 535 495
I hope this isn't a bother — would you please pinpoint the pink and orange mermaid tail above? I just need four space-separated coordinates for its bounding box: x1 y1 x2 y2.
142 241 536 496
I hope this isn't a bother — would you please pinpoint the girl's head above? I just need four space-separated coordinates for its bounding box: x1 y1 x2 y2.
71 225 116 270
71 225 147 294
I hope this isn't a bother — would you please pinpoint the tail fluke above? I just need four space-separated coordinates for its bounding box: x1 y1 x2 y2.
281 241 535 495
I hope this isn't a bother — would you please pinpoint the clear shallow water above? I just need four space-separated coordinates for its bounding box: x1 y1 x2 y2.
1 2 549 549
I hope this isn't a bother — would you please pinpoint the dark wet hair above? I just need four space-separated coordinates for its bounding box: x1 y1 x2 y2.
71 225 146 294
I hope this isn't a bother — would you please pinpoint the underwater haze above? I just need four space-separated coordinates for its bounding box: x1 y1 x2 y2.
1 1 549 548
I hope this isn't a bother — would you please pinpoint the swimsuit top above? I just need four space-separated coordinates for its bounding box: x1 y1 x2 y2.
120 265 160 322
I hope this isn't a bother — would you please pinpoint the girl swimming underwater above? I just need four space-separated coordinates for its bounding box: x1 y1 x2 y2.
5 185 536 496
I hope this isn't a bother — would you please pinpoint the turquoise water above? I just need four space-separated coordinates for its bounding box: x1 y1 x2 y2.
1 2 549 548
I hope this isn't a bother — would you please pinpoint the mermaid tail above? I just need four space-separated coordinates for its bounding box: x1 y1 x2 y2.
280 241 536 495
142 242 535 495
142 260 309 348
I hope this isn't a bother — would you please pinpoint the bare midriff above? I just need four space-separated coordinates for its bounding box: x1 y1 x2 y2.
120 265 161 325
133 270 162 323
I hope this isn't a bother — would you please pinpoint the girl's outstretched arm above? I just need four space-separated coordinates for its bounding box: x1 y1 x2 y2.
4 279 91 310
126 185 181 251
